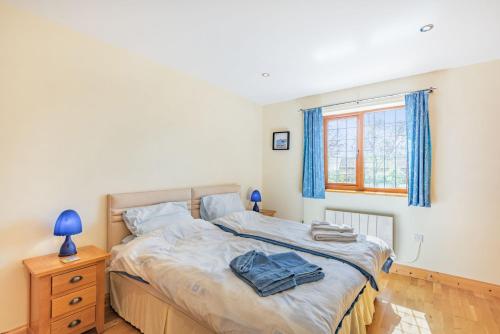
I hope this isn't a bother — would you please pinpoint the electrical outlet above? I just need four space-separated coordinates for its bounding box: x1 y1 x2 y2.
413 233 424 242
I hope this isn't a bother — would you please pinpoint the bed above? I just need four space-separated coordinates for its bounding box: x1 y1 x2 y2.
107 184 390 334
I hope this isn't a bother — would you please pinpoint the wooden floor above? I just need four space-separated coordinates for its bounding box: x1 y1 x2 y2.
368 273 500 334
84 308 138 334
97 273 500 334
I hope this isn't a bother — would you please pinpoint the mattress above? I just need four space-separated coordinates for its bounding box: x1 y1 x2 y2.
110 271 378 334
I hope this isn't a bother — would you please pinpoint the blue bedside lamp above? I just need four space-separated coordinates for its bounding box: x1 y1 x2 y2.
250 190 262 212
54 210 82 257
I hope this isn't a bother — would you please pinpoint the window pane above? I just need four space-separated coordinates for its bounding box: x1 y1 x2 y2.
396 122 406 136
374 137 384 154
363 107 407 190
337 118 346 128
346 118 357 128
364 156 374 187
346 139 356 152
364 172 374 188
385 168 396 188
374 112 384 127
326 117 358 184
347 127 357 139
338 128 346 139
396 138 406 157
396 108 406 122
328 129 338 140
375 168 385 188
385 109 396 123
396 167 407 188
346 173 356 184
385 124 395 138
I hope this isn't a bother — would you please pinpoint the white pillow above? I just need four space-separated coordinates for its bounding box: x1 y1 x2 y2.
200 192 245 221
122 201 193 236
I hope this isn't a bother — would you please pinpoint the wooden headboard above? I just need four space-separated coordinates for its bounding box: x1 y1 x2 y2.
107 184 241 251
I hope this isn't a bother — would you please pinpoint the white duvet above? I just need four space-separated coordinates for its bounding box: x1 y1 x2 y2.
109 214 392 334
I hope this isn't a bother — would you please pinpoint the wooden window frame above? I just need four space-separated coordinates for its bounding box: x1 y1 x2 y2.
323 106 408 194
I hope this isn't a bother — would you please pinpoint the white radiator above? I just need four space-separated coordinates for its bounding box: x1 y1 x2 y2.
324 209 394 248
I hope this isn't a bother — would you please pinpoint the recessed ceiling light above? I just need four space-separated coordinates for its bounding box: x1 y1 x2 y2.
261 72 270 77
420 24 434 33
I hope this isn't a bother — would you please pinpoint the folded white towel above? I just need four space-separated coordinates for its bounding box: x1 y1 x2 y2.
311 230 358 242
311 221 354 233
310 221 331 227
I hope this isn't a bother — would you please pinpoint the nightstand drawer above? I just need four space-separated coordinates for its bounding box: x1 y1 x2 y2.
52 285 96 318
52 265 96 295
51 306 95 334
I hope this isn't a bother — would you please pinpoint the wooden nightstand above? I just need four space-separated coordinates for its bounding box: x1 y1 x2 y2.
260 209 276 217
23 245 110 334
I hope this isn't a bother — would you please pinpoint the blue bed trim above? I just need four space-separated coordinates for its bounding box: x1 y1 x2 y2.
214 224 392 291
111 270 149 284
335 285 366 334
382 257 393 273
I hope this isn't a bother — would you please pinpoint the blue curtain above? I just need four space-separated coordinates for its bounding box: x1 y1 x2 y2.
302 108 325 199
405 91 432 207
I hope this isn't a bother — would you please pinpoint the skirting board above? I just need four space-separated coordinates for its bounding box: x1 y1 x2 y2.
390 263 500 298
3 325 27 334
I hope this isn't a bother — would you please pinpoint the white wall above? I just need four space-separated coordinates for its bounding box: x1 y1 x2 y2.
263 60 500 286
0 4 262 331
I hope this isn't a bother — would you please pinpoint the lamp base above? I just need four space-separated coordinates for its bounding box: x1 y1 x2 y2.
59 235 78 257
252 202 260 212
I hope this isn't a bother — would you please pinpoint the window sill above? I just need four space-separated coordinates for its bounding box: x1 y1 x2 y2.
325 189 407 197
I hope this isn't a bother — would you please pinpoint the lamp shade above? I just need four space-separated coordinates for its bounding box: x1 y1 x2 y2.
54 210 82 236
250 190 262 203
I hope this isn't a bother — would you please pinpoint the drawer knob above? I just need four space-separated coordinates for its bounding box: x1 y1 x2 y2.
69 275 83 284
68 319 81 328
69 297 82 305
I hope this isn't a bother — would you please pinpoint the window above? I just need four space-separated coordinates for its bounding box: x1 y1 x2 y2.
324 105 407 193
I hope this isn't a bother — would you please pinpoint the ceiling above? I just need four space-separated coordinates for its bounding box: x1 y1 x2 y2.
6 0 500 104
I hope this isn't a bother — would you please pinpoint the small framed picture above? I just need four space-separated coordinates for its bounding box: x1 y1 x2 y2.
272 131 290 150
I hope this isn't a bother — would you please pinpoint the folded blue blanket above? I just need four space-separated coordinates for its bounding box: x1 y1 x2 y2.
270 252 325 285
229 250 324 297
230 250 296 296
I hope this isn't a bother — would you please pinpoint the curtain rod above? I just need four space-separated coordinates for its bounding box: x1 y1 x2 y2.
298 87 436 112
